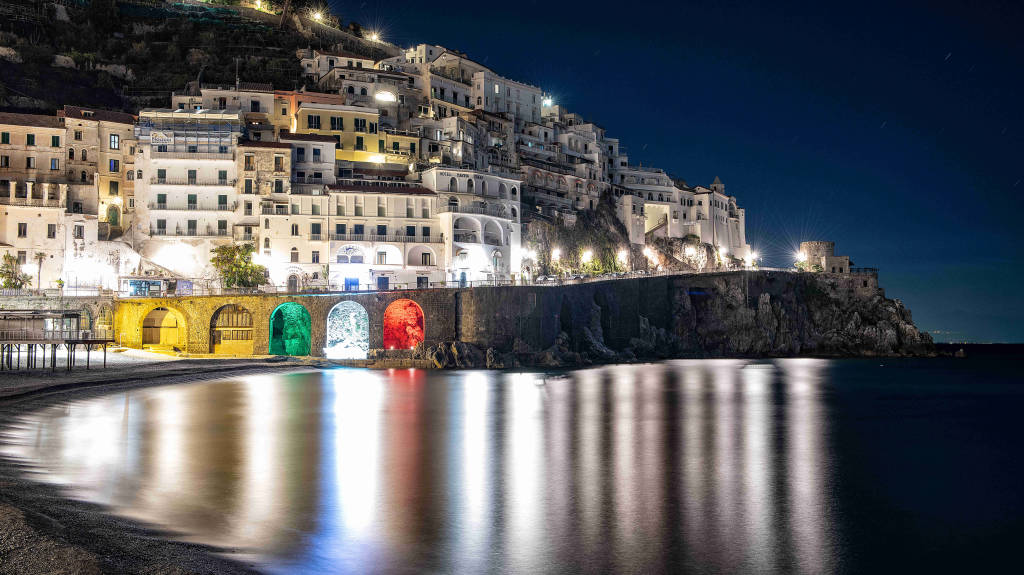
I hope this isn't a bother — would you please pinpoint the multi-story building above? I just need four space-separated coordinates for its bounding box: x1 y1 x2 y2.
134 109 245 279
0 112 68 288
421 167 522 284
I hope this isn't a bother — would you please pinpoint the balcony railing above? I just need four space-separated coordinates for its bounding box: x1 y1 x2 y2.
150 150 235 160
150 227 231 237
149 202 237 212
0 328 114 342
329 233 443 244
438 204 512 218
0 196 63 208
150 177 237 186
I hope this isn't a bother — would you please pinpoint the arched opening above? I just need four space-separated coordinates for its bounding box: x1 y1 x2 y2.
360 87 367 96
141 307 187 349
511 186 517 198
498 183 507 198
448 177 457 193
453 216 481 244
407 245 436 267
324 300 369 359
448 196 459 210
106 204 120 226
483 220 503 246
209 304 253 355
287 274 299 292
96 305 113 335
467 179 474 194
269 302 311 355
382 299 424 350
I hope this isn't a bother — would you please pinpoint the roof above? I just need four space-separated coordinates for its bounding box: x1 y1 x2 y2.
712 176 722 185
61 105 136 125
0 112 63 129
237 140 292 149
328 183 436 196
279 131 338 143
314 49 375 61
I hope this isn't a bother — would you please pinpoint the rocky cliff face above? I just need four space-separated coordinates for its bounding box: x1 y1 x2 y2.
420 272 933 369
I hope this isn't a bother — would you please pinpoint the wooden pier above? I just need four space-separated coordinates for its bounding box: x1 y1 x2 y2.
0 310 115 372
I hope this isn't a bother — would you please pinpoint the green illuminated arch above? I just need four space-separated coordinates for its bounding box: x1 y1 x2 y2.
269 302 311 356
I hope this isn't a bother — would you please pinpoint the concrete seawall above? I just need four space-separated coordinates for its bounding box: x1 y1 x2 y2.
1 270 931 365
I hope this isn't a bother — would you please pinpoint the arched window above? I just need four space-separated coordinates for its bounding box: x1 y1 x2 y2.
511 187 517 198
290 247 299 262
511 206 518 219
448 177 457 193
81 150 87 161
80 171 86 182
448 196 459 210
360 87 367 96
347 86 354 94
647 193 653 200
264 218 270 229
68 148 74 160
480 180 487 196
264 237 270 248
467 179 474 194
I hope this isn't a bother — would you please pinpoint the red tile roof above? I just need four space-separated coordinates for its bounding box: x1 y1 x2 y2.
0 112 63 129
61 106 136 125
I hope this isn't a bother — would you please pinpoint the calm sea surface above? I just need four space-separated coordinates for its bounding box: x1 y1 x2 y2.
3 358 1022 574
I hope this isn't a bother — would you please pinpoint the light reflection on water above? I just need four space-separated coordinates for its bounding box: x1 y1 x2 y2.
3 360 839 574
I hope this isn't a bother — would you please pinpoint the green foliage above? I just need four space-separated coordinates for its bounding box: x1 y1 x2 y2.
0 254 32 289
209 243 267 288
528 191 631 276
682 233 701 245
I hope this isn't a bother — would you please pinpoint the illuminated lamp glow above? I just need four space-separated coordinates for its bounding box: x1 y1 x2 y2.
796 251 807 262
551 248 561 262
581 249 593 264
684 246 697 257
369 154 385 164
313 11 322 20
369 32 380 42
542 97 553 107
617 249 628 264
374 91 397 103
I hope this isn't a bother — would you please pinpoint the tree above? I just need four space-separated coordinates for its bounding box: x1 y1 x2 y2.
33 251 45 292
0 254 32 289
210 243 267 288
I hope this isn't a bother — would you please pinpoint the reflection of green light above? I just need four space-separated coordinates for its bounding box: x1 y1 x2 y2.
269 303 311 355
325 301 369 359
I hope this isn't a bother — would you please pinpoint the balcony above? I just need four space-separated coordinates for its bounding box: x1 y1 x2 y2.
0 195 64 208
149 202 236 212
150 150 235 161
309 233 326 241
438 204 512 218
150 227 231 237
329 233 443 244
291 176 327 185
150 177 237 186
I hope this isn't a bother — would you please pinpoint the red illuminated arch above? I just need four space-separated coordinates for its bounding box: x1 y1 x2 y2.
383 299 425 350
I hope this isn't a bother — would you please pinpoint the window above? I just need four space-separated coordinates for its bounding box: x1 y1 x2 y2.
377 224 387 235
80 171 86 182
354 118 367 132
244 155 255 170
264 218 270 229
307 115 321 130
26 157 35 169
50 135 60 147
330 116 344 131
73 225 84 239
109 134 120 150
376 251 387 265
355 136 364 151
274 156 283 171
16 251 26 264
296 147 305 161
312 204 320 215
1 132 9 144
378 139 385 153
290 248 299 262
109 181 118 195
50 158 59 170
26 134 35 146
335 223 346 235
156 219 166 232
245 179 253 194
312 250 320 263
0 156 8 168
109 159 119 172
250 100 261 113
188 145 197 153
313 148 321 160
17 223 27 237
353 224 364 235
377 202 386 217
47 224 56 239
187 169 196 184
421 252 432 266
291 223 299 236
406 225 416 236
274 179 283 194
264 237 270 248
422 226 430 237
218 170 227 184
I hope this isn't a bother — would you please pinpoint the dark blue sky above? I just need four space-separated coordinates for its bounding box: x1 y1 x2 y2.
339 0 1023 342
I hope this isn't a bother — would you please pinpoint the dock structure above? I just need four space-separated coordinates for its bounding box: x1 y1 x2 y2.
0 310 114 372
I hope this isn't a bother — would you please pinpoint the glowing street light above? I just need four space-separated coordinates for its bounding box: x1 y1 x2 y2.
581 249 593 264
684 246 697 257
551 248 561 262
313 11 323 21
542 97 553 107
617 249 628 264
526 249 538 260
796 251 807 262
369 32 380 42
745 251 759 267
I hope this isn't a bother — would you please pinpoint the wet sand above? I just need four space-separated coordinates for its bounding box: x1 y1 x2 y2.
0 356 327 574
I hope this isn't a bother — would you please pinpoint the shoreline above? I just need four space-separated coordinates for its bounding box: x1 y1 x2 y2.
0 358 324 575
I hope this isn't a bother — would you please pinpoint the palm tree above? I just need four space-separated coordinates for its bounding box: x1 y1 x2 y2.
34 251 45 293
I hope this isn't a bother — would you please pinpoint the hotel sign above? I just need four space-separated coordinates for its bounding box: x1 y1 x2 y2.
151 131 173 144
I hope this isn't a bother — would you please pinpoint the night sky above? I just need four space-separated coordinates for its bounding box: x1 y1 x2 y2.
336 0 1023 342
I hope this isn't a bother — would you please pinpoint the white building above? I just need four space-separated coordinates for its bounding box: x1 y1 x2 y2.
134 109 245 280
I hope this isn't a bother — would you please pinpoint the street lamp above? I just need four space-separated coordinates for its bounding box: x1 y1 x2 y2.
581 249 593 264
369 32 380 42
313 11 322 21
551 247 561 262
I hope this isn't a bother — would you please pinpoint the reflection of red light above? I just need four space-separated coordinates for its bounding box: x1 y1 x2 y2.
383 299 425 350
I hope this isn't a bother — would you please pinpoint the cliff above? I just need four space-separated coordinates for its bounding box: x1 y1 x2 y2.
419 271 934 368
